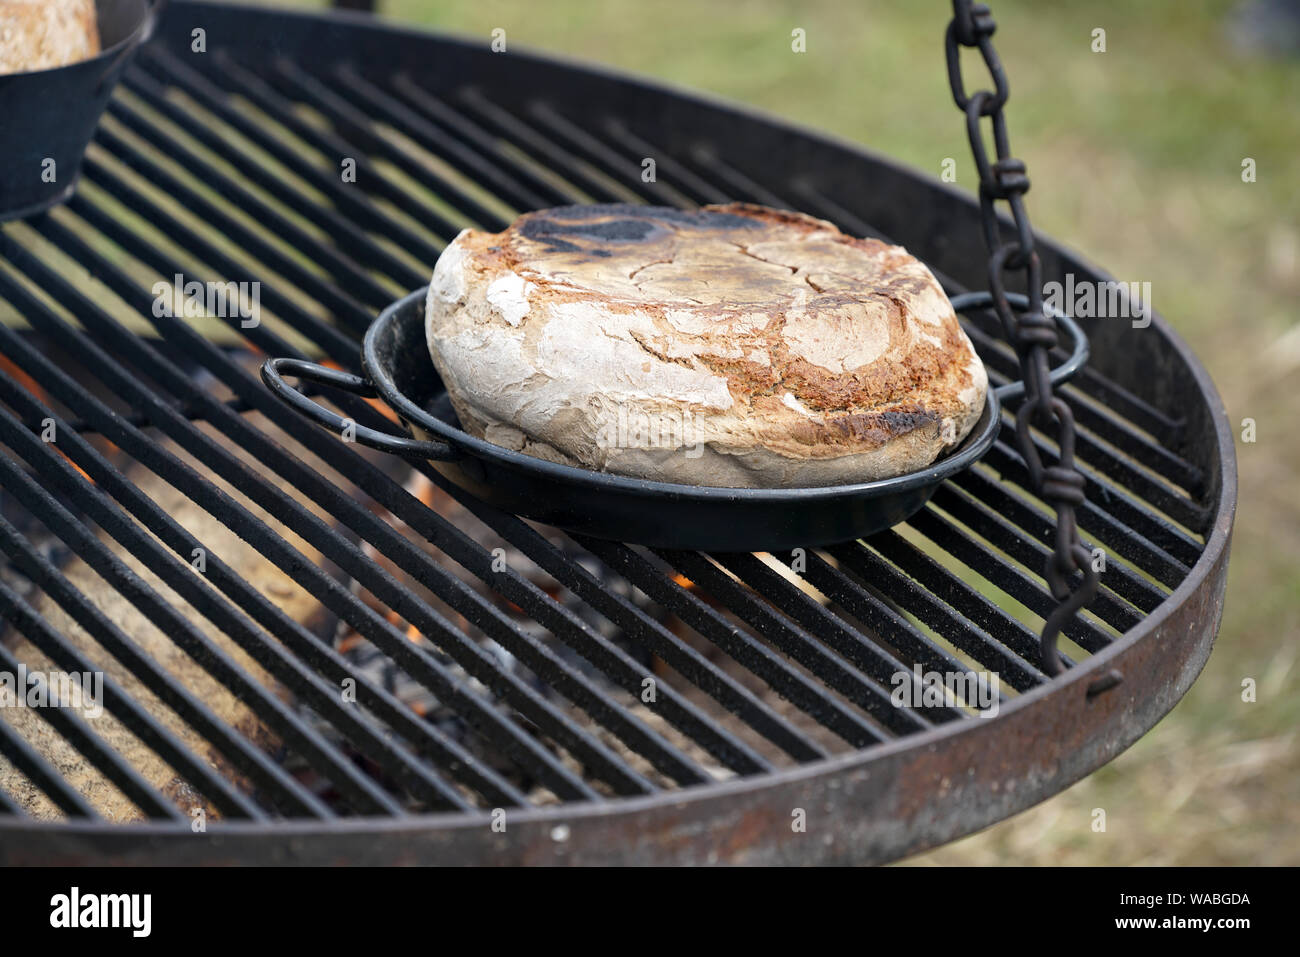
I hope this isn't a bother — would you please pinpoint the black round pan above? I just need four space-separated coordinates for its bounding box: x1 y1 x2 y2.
262 289 1086 551
0 0 167 222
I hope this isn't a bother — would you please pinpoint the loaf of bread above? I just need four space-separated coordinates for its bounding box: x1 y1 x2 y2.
425 203 987 488
0 0 100 75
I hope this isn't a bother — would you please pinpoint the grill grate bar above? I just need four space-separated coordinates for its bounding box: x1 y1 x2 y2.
0 777 22 816
0 511 268 820
983 437 1200 570
131 55 452 267
84 144 374 332
411 473 811 769
1066 387 1204 497
656 549 907 744
385 72 573 209
338 71 587 210
826 540 1049 690
860 530 1069 670
961 450 1189 588
930 485 1141 632
0 387 340 818
0 314 524 813
995 401 1208 534
712 552 962 727
6 409 484 816
1068 364 1187 444
959 316 1204 496
98 106 396 311
601 119 733 206
951 468 1168 614
258 57 512 232
138 48 471 244
0 712 97 820
117 68 428 289
773 548 1008 709
0 240 612 808
283 437 770 779
908 505 1114 654
225 375 743 785
6 233 481 813
574 537 840 758
4 231 638 805
63 382 334 437
72 176 361 363
789 182 897 244
683 149 791 210
0 403 395 819
455 87 641 204
526 100 696 209
0 627 184 821
184 384 724 786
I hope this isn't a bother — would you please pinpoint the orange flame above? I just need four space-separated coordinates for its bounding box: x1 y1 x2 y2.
0 355 96 483
321 358 399 423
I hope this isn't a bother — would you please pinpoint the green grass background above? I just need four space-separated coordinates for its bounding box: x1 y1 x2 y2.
251 0 1297 864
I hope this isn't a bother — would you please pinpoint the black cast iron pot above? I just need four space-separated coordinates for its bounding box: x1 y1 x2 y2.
262 289 1087 551
0 0 166 222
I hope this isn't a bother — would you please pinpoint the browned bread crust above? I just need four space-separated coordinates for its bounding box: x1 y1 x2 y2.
426 203 987 488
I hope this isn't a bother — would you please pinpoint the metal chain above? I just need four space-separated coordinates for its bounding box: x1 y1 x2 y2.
945 1 1099 677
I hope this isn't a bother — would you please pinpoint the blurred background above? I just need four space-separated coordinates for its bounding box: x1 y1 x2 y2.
252 0 1298 864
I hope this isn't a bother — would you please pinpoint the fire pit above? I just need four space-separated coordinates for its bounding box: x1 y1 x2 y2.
0 1 1234 864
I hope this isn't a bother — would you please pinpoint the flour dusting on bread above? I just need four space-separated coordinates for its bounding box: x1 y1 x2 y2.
0 0 100 75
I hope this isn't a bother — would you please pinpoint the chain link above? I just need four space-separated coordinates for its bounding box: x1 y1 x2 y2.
945 1 1099 677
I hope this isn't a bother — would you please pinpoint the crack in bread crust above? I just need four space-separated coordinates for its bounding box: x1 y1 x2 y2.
426 203 987 488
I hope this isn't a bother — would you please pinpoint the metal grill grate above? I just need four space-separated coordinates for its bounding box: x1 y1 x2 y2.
0 3 1231 864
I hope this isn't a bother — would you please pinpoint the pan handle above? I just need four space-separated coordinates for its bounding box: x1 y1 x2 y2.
950 291 1089 403
260 358 463 462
